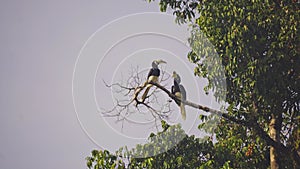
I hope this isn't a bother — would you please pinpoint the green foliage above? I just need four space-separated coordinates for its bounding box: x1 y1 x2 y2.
148 0 299 167
130 121 186 159
127 131 212 169
191 0 298 168
87 120 272 168
87 121 259 168
149 0 198 24
87 122 217 168
86 149 125 169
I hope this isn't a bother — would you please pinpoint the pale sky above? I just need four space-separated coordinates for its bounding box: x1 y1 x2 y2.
0 1 223 168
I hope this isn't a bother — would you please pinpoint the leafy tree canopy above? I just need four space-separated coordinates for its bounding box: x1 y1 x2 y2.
87 0 299 168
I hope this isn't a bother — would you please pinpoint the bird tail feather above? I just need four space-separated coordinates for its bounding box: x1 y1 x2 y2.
141 85 151 102
180 103 186 120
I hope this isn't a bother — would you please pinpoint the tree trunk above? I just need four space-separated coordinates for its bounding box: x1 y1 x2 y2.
269 114 282 169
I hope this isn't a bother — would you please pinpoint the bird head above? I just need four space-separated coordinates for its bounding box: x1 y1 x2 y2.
172 71 181 83
152 59 167 68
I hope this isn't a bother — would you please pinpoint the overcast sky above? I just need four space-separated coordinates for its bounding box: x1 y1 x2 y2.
0 1 223 168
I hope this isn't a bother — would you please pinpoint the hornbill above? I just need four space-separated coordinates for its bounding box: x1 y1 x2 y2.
171 71 187 120
141 59 167 102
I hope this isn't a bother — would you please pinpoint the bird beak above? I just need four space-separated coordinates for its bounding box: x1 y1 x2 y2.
157 60 167 64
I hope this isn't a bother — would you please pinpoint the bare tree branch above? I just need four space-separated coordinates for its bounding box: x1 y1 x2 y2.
100 66 300 163
100 67 172 131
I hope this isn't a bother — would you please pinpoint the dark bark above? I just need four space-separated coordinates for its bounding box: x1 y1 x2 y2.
269 114 282 169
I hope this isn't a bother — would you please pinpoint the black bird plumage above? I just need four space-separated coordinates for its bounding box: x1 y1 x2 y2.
171 71 187 120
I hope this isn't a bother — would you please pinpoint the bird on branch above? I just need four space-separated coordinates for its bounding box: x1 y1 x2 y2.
141 59 167 102
171 71 187 120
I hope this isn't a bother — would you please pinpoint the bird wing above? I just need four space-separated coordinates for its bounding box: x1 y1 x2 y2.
179 85 186 101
